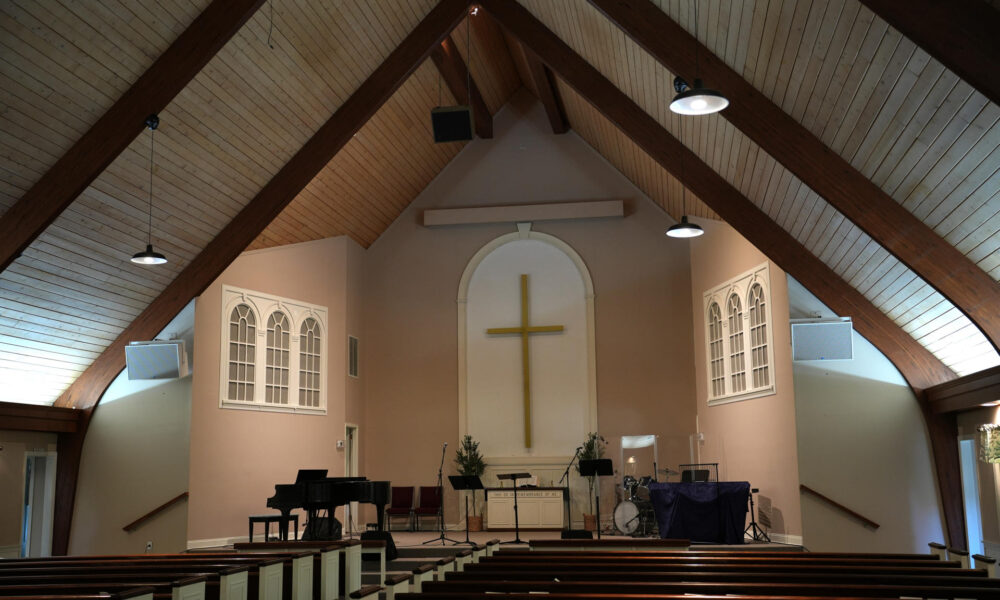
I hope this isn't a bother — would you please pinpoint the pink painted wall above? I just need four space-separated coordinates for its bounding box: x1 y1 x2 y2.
688 219 802 538
361 90 698 524
188 236 358 544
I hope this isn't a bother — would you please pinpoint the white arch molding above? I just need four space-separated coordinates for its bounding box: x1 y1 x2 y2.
457 223 598 464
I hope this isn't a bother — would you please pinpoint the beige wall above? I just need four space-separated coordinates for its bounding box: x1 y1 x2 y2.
188 236 359 544
790 276 945 552
0 430 57 556
362 90 697 526
70 378 191 555
688 219 801 539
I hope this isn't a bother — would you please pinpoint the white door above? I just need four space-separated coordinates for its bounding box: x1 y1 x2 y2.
960 437 984 555
21 453 56 557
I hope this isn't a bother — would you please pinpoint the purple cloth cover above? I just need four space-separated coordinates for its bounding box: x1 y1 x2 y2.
648 481 750 544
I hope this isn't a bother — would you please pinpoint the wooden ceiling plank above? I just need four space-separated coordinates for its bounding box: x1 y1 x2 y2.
484 0 965 546
0 0 266 274
431 33 494 139
516 38 569 134
588 0 1000 354
858 0 1000 107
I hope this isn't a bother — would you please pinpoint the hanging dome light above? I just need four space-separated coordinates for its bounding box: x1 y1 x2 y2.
666 215 704 238
670 77 728 115
131 115 168 265
132 243 168 265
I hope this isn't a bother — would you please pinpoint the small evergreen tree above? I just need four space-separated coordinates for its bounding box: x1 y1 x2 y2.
454 434 487 516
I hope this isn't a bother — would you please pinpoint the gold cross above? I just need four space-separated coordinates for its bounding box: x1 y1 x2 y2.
486 274 564 448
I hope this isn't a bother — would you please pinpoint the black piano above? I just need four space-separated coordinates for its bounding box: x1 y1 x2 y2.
266 469 391 540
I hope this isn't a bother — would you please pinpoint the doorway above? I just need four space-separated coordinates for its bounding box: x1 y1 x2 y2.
345 423 359 535
959 437 984 554
21 452 57 557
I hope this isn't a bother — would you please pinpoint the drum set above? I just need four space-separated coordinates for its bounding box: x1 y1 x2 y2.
613 474 657 536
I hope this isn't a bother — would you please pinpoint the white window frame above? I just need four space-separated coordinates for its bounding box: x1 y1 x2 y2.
220 285 328 414
703 262 775 406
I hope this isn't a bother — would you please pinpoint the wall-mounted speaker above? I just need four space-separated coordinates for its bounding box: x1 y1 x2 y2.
125 340 189 380
791 318 854 361
431 105 473 143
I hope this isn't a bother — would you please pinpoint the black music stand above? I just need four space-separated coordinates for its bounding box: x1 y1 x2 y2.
497 472 531 544
579 459 613 539
448 475 483 545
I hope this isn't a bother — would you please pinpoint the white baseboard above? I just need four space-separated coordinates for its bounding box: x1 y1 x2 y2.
766 532 803 546
187 536 245 550
0 544 19 558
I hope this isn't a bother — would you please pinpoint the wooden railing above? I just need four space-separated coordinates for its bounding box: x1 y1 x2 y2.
800 484 879 529
123 492 188 532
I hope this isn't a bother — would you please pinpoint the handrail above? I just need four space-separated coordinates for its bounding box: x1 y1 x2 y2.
800 484 879 529
123 492 188 532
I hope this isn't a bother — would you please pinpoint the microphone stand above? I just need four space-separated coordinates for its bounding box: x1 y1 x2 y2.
424 442 461 545
558 448 581 531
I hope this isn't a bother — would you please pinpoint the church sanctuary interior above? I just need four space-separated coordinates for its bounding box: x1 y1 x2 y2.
3 0 1000 573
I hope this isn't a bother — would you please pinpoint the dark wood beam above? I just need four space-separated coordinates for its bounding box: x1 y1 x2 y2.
0 0 266 274
918 397 966 549
431 34 493 139
515 40 568 134
0 401 80 433
860 0 1000 107
480 0 965 549
48 0 472 555
587 0 1000 356
927 365 1000 414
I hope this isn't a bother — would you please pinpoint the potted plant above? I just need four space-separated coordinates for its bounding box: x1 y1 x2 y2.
576 432 606 531
455 434 487 531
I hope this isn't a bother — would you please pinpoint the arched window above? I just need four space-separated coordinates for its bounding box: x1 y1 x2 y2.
299 317 321 407
747 283 770 389
266 311 290 404
227 304 256 401
707 301 725 398
727 293 746 394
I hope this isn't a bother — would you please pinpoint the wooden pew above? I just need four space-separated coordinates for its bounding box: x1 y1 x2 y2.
505 548 944 560
0 554 288 600
463 560 985 577
479 553 960 568
0 586 156 600
528 538 690 551
0 576 207 600
408 563 435 593
382 572 412 600
418 578 1000 598
234 539 355 600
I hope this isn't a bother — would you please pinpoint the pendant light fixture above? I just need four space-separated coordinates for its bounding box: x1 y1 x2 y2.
667 114 704 239
131 114 167 265
670 0 728 116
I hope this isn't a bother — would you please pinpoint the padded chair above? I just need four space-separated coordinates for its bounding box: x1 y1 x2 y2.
385 486 415 531
412 486 442 531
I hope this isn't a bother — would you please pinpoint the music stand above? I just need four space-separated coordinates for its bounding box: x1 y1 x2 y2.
578 459 613 539
497 472 531 544
448 475 483 545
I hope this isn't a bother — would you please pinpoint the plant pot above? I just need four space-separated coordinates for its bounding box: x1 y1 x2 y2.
467 515 484 532
583 514 597 531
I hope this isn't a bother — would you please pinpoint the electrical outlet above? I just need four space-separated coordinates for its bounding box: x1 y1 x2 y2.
145 541 153 553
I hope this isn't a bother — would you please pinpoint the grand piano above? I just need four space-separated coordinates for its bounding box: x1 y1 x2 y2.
267 469 391 540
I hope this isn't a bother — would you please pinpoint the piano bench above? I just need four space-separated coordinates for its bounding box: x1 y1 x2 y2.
248 513 299 542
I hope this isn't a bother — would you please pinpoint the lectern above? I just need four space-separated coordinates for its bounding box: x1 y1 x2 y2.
578 459 613 539
496 472 531 544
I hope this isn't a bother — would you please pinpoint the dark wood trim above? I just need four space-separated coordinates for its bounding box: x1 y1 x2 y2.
122 492 189 532
587 0 1000 356
917 396 967 549
481 0 964 548
0 401 80 433
859 0 1000 107
49 0 472 553
431 34 494 139
799 484 880 529
927 365 1000 414
515 40 568 134
0 0 266 274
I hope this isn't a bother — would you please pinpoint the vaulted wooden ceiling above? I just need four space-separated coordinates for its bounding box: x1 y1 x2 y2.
1 0 998 412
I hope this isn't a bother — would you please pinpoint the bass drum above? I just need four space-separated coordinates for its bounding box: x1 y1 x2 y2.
613 500 641 535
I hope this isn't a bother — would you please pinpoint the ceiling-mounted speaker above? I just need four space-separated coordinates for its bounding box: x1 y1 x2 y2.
431 105 473 143
125 340 189 380
790 318 854 361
